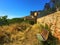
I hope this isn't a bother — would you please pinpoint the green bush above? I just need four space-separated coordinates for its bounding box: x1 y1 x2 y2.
29 21 34 25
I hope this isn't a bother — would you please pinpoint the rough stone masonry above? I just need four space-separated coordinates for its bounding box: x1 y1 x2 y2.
37 11 60 40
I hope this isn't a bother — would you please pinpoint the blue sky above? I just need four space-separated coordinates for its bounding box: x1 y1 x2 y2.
0 0 50 18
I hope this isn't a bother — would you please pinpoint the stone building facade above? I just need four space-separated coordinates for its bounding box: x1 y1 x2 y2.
24 11 41 23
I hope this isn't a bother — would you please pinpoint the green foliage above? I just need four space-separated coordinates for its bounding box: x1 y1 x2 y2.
0 16 8 26
29 21 34 25
0 16 25 26
8 18 24 24
40 8 56 17
40 0 60 17
51 0 60 11
23 20 34 25
0 15 34 26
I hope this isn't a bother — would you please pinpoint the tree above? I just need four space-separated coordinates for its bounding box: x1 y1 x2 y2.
2 16 7 20
44 3 51 10
51 0 60 11
51 0 56 3
2 16 9 25
0 16 9 26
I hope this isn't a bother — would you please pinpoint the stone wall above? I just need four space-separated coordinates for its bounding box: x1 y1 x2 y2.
37 11 60 40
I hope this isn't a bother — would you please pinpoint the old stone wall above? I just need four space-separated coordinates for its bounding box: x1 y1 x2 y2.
37 11 60 40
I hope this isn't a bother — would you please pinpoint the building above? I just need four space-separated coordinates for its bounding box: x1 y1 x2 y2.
24 10 41 23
